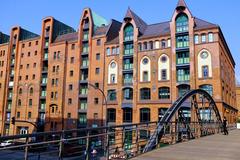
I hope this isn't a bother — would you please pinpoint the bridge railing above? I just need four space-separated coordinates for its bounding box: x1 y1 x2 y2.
0 121 225 160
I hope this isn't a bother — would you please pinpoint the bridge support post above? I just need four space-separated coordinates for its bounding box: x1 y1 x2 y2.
24 137 29 160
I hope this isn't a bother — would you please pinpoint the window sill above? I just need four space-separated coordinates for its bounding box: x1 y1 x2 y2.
198 77 212 80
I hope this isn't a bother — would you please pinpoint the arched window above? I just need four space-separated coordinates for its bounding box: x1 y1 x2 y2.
149 41 153 50
155 40 160 49
140 56 151 82
140 88 151 100
198 50 212 78
158 108 168 121
106 47 110 56
140 108 150 122
19 88 22 95
122 108 132 123
107 108 116 122
29 87 33 96
178 84 190 97
124 24 133 41
138 43 142 51
158 87 170 99
199 84 213 96
123 88 133 100
158 54 170 81
107 89 117 101
208 32 214 42
176 14 189 33
18 99 22 106
108 60 117 84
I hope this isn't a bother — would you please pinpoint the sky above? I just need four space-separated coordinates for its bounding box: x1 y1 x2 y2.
0 0 239 83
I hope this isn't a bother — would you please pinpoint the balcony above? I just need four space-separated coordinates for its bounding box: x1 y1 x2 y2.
80 61 89 70
79 89 88 98
123 64 133 72
43 53 48 61
83 23 89 30
123 78 133 86
42 67 48 74
8 81 14 87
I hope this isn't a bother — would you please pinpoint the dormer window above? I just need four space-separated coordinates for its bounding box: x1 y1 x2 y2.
176 14 188 33
124 24 133 41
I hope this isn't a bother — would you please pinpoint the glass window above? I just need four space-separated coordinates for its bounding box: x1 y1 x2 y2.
80 100 87 110
124 44 133 55
176 52 190 65
158 108 168 121
202 66 209 78
208 33 213 42
123 88 133 100
149 41 153 50
140 108 150 122
123 108 132 123
83 43 89 53
124 24 134 41
177 68 190 82
138 43 142 51
108 90 117 101
194 35 199 44
161 40 166 48
155 41 160 49
200 84 213 96
78 113 87 125
201 34 206 43
167 39 171 47
159 87 170 99
176 14 189 33
161 69 167 80
106 48 111 56
107 109 116 122
123 73 133 84
140 88 151 100
143 71 149 82
110 74 116 84
97 39 101 46
96 53 100 60
176 35 189 48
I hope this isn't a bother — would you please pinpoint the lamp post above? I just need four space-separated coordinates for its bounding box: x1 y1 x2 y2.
88 83 108 127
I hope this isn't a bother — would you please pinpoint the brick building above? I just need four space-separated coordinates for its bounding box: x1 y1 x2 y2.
236 85 240 119
0 0 237 136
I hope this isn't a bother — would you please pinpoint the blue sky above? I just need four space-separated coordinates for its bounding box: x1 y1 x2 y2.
0 0 239 83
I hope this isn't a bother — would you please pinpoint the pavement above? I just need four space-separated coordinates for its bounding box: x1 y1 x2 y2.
133 130 240 160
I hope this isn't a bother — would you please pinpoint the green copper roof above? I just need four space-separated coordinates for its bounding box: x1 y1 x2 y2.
91 11 109 27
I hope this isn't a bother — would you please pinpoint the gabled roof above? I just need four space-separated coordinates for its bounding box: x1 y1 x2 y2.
139 22 170 39
176 0 187 9
54 32 78 43
194 18 218 30
124 8 147 34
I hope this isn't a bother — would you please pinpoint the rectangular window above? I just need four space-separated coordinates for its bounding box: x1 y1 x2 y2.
71 44 75 50
95 83 99 88
108 90 117 101
106 48 111 56
68 113 71 118
194 35 199 44
177 68 190 82
97 39 101 46
69 84 73 90
202 66 209 78
161 40 166 48
208 33 214 42
176 35 189 48
95 68 100 74
124 44 133 55
201 34 206 43
123 109 132 123
82 43 89 53
176 52 190 65
94 98 99 104
78 113 87 125
28 112 31 119
167 39 171 47
96 53 100 60
110 74 116 83
80 100 87 110
161 69 167 80
29 99 32 106
70 70 74 77
68 98 72 105
143 71 149 82
17 112 20 118
70 57 74 63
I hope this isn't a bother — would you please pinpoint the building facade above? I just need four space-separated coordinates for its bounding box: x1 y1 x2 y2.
236 86 240 119
0 0 237 136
